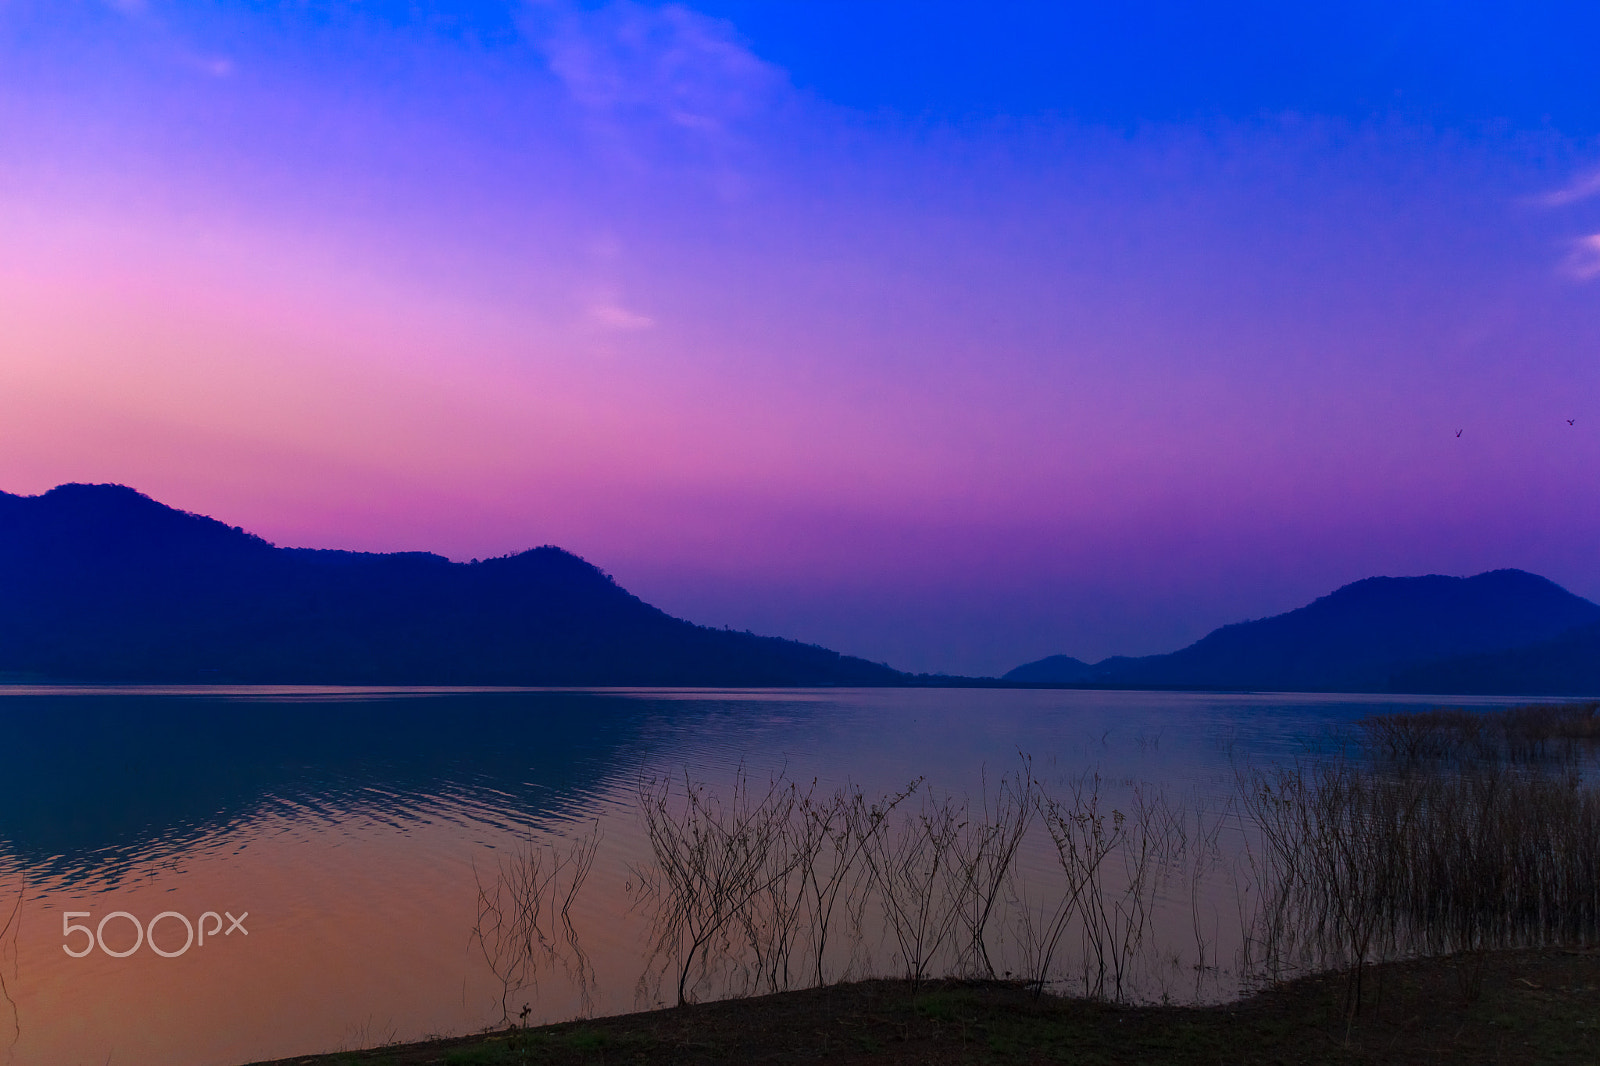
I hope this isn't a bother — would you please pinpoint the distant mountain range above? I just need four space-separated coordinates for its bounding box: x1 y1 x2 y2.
5 484 1596 694
0 484 902 685
1005 570 1600 695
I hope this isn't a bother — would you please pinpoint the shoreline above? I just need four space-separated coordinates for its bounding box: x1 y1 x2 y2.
245 946 1600 1065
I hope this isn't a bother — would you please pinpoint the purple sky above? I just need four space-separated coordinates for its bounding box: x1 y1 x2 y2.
2 3 1598 675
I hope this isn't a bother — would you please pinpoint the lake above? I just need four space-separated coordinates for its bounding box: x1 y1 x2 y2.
0 685 1538 1066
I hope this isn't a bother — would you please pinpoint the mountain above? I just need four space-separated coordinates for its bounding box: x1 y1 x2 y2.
0 483 903 685
1388 621 1600 696
1001 655 1097 683
1005 570 1600 694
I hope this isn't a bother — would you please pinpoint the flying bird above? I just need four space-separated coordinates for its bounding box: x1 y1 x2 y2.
1568 419 1576 426
1456 429 1462 437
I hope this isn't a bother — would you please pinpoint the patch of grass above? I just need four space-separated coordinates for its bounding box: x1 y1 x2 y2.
436 1027 651 1064
560 1028 609 1051
443 1046 511 1065
911 989 970 1021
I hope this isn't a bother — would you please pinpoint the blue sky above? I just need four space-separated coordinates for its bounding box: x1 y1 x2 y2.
2 2 1598 674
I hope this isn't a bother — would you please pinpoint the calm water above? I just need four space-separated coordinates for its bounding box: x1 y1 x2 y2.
0 685 1537 1066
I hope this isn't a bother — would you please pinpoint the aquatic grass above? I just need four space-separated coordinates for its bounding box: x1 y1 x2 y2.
1243 702 1600 1015
634 768 804 1005
1010 773 1126 1000
1359 701 1600 770
0 875 19 1058
475 700 1600 1034
795 778 918 988
470 823 601 1025
950 759 1036 978
633 762 1180 1006
856 783 969 985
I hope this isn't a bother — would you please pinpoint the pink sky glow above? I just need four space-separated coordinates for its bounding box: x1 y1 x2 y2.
2 4 1598 673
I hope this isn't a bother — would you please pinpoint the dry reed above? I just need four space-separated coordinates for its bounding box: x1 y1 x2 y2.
1242 702 1600 1013
483 700 1600 1026
0 876 19 1058
471 823 601 1024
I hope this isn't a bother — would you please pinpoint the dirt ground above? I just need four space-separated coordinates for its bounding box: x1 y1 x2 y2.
247 947 1600 1066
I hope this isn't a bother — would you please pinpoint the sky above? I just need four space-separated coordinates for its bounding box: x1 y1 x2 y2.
1 2 1598 676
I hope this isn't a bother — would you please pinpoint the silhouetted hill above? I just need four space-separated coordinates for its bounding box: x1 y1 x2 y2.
0 484 904 685
1389 620 1600 696
1002 655 1096 683
1005 571 1600 693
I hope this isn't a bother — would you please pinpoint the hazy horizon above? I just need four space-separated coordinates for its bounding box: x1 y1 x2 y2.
3 4 1597 674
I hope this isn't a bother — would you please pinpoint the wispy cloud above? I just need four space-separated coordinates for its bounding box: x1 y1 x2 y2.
532 1 784 139
1532 168 1600 208
587 300 655 331
1562 234 1600 281
99 0 236 78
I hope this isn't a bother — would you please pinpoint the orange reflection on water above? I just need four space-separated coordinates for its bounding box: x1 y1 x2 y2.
5 804 648 1066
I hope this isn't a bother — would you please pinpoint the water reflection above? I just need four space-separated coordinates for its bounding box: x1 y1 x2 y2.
0 686 1537 1066
0 689 688 877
